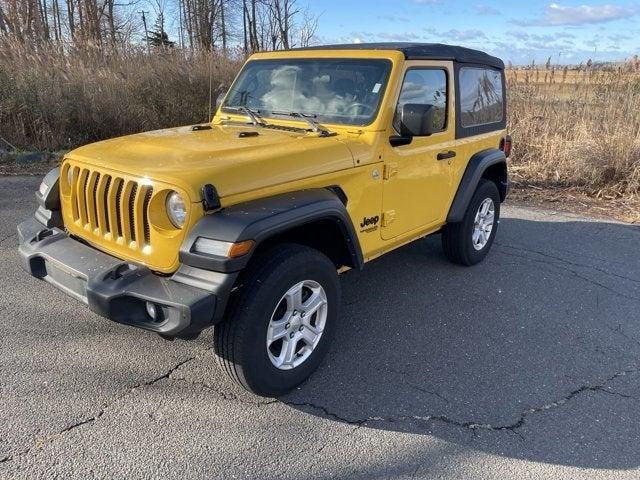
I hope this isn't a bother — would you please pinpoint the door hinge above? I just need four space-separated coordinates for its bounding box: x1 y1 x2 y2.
383 163 398 180
382 210 396 227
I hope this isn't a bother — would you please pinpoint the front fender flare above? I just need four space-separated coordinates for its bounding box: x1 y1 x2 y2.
179 189 363 273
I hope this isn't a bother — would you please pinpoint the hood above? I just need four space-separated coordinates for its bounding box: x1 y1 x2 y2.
67 124 356 202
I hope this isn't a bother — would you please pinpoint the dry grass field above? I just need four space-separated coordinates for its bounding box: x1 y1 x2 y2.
507 66 640 199
1 44 639 214
0 42 241 152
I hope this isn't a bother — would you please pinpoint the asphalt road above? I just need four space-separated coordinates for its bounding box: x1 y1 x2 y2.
1 176 640 480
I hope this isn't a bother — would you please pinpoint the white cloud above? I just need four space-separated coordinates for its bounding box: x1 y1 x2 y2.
378 31 423 41
507 30 530 41
521 3 638 26
609 33 632 42
473 4 500 15
426 28 488 42
377 14 411 22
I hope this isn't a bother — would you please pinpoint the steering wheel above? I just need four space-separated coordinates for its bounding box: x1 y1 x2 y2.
346 102 374 116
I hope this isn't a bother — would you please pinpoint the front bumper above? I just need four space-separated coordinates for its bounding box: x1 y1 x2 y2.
17 216 236 338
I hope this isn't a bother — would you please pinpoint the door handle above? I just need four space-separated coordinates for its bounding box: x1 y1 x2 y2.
437 150 456 161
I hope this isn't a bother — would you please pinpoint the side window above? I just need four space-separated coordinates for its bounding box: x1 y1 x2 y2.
459 67 504 127
394 69 447 134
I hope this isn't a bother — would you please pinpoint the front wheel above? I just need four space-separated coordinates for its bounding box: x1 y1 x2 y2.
214 244 340 397
442 179 501 266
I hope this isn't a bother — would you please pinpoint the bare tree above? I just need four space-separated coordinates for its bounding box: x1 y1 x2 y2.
296 6 317 47
0 0 319 53
268 0 297 49
219 0 226 52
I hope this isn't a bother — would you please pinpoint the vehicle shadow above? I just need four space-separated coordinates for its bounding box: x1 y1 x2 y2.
282 214 640 470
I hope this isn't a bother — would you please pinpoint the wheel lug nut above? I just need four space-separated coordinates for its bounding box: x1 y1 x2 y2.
285 323 290 329
301 311 306 318
299 326 304 331
289 332 295 339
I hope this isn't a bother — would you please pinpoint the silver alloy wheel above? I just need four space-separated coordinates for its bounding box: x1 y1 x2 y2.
266 280 328 370
472 198 495 251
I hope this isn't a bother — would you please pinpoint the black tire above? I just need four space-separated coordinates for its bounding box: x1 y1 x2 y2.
442 179 501 266
214 243 340 397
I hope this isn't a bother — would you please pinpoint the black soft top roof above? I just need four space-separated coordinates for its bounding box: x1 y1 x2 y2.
295 42 504 70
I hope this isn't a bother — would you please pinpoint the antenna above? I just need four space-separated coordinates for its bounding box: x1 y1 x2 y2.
208 49 214 122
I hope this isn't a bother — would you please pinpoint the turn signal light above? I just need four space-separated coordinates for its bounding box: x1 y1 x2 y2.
229 240 255 258
193 238 254 258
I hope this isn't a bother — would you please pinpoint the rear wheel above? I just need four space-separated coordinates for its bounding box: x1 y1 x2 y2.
214 244 340 397
442 179 500 266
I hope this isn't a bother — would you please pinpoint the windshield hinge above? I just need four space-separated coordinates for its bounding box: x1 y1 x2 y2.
382 210 396 227
383 163 398 180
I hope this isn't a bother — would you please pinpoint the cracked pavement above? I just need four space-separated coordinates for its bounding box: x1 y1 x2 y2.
1 176 640 479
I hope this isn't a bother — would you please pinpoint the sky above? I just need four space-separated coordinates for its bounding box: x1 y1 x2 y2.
304 1 640 65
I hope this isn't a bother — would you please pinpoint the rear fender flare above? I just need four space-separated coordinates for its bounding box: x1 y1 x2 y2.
447 149 507 223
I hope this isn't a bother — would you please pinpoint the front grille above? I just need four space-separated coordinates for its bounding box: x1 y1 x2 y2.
68 166 153 251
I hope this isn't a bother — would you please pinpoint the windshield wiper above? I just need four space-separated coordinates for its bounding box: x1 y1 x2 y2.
224 106 265 126
270 111 334 137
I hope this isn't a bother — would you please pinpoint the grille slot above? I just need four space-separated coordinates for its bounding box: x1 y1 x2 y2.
69 167 153 251
102 176 112 234
128 183 138 243
114 179 124 238
89 172 100 230
142 188 153 246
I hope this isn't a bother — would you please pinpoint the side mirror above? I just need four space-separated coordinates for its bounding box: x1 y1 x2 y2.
399 103 436 137
389 103 437 147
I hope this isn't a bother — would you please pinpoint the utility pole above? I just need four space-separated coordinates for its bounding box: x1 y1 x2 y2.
139 10 150 53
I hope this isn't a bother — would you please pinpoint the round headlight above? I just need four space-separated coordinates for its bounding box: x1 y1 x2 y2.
166 191 187 228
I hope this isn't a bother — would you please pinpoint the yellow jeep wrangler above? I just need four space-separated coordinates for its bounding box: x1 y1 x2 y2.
18 43 511 396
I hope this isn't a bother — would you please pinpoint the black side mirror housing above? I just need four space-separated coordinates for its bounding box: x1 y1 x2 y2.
400 103 436 137
389 104 436 147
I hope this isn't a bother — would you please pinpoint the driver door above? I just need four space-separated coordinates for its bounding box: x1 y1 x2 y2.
381 61 456 240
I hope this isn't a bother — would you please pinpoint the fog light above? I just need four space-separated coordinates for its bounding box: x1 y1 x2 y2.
146 301 158 320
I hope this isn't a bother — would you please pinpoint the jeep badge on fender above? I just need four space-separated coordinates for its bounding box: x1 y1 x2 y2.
360 215 380 232
18 43 510 397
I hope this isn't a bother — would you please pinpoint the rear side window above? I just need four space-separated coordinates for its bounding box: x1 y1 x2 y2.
394 69 448 134
459 67 504 128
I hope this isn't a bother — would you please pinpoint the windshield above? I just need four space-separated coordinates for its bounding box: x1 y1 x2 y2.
222 58 392 127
